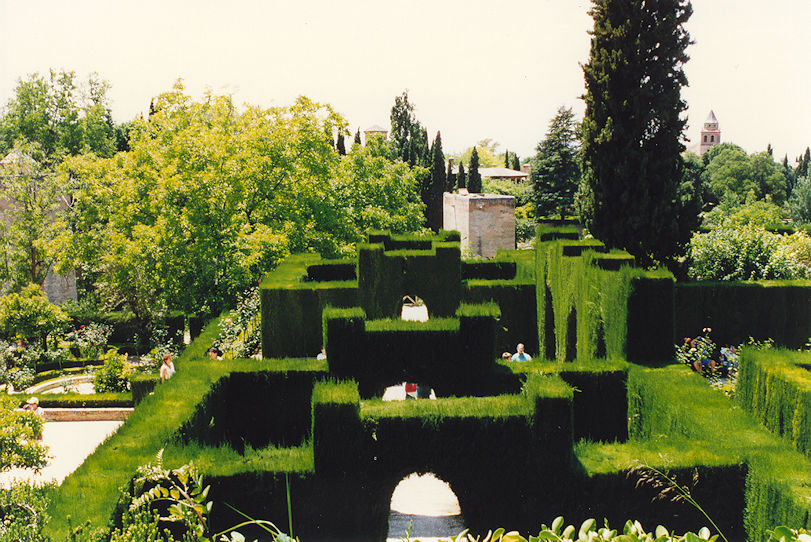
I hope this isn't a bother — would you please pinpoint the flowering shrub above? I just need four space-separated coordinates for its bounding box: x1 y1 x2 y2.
676 328 740 398
0 341 41 390
688 225 811 281
215 288 261 359
66 322 112 359
92 349 131 393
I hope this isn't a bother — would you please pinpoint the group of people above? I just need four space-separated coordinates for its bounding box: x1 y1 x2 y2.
678 328 740 378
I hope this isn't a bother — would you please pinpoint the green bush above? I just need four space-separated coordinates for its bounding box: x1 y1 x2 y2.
0 284 68 348
688 225 811 281
93 350 131 392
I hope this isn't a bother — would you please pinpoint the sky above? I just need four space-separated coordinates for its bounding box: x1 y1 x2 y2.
1 0 809 162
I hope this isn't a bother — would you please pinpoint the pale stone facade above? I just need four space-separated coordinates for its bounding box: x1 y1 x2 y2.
443 191 515 258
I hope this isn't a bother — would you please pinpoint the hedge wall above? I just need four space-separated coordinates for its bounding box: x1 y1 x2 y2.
675 281 811 349
323 302 505 398
357 238 462 319
736 348 811 456
261 254 359 358
624 363 811 541
535 226 675 364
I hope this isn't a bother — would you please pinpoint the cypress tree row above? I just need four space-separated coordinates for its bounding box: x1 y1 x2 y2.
579 0 693 266
511 153 521 171
468 147 482 193
458 162 467 190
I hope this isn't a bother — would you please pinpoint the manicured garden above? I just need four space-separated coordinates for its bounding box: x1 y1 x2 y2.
25 228 810 542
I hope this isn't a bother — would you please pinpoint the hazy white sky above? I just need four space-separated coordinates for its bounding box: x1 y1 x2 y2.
1 0 809 161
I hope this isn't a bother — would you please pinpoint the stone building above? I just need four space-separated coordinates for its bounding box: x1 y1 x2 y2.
443 190 515 258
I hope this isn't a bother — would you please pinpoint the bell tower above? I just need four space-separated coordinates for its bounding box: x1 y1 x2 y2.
699 110 721 156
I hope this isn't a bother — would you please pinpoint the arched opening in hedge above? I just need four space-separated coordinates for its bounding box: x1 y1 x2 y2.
387 472 465 540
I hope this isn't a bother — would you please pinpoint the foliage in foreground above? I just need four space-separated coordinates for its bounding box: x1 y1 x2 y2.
434 520 809 542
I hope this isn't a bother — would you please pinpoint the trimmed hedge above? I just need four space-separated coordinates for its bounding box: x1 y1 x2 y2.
32 392 132 408
462 260 517 280
131 374 159 405
535 226 675 364
323 302 504 398
513 360 629 443
737 348 811 456
675 281 811 349
261 254 359 358
306 260 357 282
623 363 811 541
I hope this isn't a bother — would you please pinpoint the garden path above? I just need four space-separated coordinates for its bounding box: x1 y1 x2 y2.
0 420 122 488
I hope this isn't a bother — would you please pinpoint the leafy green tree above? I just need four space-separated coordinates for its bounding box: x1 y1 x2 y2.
0 284 68 348
703 146 787 206
788 175 811 225
0 146 65 290
56 83 424 326
530 106 580 220
0 70 116 166
457 162 467 189
454 139 501 168
579 0 693 265
468 147 482 193
426 132 446 231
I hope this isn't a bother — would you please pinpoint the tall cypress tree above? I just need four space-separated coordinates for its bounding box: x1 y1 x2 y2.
468 147 482 193
504 149 510 168
458 162 467 190
579 0 693 265
354 128 362 146
426 132 446 231
512 153 521 171
531 106 580 221
446 159 455 192
336 133 346 156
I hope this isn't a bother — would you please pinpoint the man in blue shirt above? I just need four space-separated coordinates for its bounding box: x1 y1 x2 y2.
511 343 532 362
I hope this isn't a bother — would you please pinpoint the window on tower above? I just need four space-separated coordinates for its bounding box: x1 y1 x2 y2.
704 135 707 142
711 135 714 142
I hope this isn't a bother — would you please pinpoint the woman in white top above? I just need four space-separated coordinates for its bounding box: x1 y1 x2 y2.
160 353 176 383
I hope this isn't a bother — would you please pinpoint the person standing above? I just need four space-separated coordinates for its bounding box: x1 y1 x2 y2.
511 343 532 362
160 353 176 383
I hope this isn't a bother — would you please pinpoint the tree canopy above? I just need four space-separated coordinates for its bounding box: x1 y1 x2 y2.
0 70 117 166
55 83 425 323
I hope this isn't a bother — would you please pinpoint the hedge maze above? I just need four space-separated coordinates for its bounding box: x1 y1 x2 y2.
46 229 811 541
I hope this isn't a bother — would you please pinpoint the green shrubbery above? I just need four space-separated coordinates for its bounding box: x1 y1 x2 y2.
92 349 131 392
688 226 811 281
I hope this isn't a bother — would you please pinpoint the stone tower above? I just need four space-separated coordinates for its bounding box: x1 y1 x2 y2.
699 110 721 156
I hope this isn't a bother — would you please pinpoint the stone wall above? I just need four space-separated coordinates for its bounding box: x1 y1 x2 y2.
443 192 515 258
43 271 77 304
